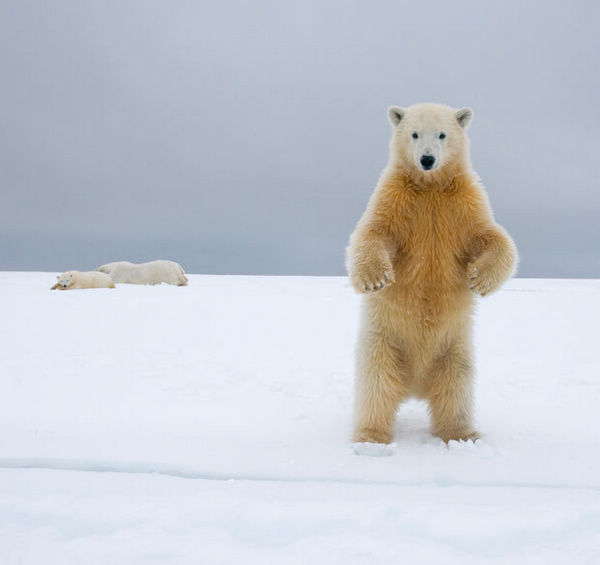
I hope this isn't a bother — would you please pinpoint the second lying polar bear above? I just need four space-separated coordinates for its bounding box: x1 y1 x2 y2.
96 260 188 286
51 270 115 290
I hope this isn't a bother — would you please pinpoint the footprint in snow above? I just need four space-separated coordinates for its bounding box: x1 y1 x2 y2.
352 442 398 457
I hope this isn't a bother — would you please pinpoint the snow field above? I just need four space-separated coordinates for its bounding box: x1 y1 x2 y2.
0 273 599 563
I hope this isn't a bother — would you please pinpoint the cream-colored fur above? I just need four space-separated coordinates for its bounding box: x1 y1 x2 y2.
96 260 188 286
51 270 116 290
346 103 517 444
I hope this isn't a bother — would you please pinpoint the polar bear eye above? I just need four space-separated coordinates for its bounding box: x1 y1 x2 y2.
412 132 418 139
439 132 446 139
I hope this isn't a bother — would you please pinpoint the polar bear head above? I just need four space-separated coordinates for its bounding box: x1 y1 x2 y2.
56 271 76 288
387 103 473 180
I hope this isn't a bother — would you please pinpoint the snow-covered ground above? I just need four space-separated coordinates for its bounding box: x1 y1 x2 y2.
1 272 599 564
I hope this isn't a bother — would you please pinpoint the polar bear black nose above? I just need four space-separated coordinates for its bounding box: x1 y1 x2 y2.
420 155 435 170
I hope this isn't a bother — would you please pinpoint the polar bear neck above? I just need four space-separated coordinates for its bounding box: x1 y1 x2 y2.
392 160 471 192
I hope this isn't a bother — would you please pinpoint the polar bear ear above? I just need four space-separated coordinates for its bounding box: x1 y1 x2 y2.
388 106 406 127
456 107 473 128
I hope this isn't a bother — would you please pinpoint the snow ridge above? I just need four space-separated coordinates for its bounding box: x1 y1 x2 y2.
1 457 599 492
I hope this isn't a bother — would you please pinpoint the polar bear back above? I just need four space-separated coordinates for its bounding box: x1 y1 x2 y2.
96 260 188 286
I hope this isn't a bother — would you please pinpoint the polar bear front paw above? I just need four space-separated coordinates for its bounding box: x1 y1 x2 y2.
467 263 497 297
350 263 395 294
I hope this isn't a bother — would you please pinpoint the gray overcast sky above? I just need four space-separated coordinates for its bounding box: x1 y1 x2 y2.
1 0 599 276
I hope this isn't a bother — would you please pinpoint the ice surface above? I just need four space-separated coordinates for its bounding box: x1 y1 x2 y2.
1 273 599 564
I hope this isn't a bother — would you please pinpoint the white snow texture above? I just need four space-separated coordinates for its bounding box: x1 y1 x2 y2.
0 273 599 564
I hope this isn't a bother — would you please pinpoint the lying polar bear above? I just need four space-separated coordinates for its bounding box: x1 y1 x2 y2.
51 270 116 290
96 260 188 286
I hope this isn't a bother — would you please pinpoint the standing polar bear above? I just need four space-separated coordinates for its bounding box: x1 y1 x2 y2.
96 260 188 286
51 270 116 290
346 103 517 445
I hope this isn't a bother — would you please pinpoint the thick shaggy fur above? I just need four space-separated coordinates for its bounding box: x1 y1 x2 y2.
51 270 116 290
96 260 188 286
346 103 517 444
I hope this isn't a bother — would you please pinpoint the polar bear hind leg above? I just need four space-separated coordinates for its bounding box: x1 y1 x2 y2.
353 331 410 444
425 337 479 442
